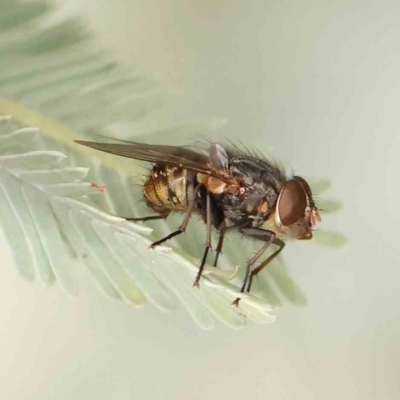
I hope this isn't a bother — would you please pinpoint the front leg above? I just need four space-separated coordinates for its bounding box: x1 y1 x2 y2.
232 228 285 307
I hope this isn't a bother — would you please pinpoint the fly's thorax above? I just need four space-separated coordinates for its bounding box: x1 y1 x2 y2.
143 164 191 212
223 157 283 223
215 185 276 229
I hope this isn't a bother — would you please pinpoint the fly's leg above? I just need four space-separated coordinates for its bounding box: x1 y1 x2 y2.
246 238 285 293
231 239 272 307
149 185 200 249
212 229 226 267
232 228 285 307
193 190 212 287
125 213 169 222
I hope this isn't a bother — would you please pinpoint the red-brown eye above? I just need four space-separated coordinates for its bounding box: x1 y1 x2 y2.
277 179 307 226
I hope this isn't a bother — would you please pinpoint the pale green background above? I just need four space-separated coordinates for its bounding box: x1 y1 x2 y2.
1 1 400 399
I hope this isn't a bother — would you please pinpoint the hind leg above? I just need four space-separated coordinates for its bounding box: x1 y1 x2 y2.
125 214 169 222
149 185 200 248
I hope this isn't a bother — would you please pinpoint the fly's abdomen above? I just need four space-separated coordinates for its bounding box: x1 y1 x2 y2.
143 165 190 213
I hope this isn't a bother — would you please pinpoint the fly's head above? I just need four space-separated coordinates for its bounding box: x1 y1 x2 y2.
275 176 321 240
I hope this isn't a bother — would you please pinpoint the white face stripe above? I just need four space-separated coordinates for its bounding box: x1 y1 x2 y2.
275 188 283 227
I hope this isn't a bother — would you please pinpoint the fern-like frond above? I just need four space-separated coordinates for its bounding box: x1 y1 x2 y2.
0 117 278 328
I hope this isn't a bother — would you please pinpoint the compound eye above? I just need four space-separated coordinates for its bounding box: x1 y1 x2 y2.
277 179 307 226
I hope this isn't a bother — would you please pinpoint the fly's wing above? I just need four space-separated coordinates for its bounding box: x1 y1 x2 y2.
75 140 235 184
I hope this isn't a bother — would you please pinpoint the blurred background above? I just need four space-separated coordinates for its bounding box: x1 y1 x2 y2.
1 0 400 399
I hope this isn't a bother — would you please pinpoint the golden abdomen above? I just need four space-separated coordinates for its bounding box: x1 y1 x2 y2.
143 165 191 213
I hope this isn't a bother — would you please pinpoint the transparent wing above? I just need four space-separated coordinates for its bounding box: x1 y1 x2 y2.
75 140 236 184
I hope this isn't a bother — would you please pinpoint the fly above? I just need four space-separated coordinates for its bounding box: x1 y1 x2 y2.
75 140 321 306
